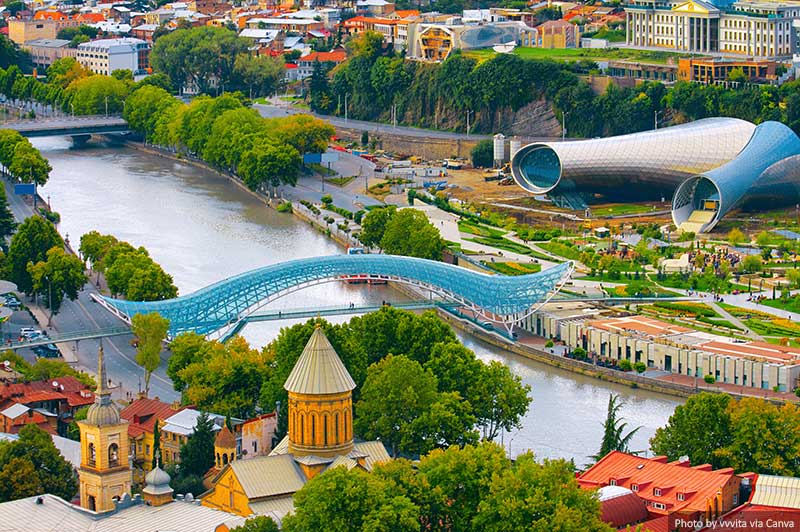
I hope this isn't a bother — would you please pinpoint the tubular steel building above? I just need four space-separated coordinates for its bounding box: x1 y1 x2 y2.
510 118 800 233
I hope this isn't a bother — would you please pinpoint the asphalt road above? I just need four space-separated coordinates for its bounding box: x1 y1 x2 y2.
3 181 178 402
255 102 490 141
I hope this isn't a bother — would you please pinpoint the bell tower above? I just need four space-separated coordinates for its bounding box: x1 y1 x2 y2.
78 346 131 512
284 325 356 458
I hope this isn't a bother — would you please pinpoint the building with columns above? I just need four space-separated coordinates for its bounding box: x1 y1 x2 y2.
201 325 390 525
624 0 800 59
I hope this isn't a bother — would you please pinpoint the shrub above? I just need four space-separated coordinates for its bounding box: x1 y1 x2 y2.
275 201 292 213
634 361 646 374
704 374 716 384
321 194 333 204
572 347 587 360
619 359 633 371
544 340 554 348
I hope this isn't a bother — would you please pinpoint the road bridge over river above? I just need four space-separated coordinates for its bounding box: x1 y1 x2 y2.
0 115 129 138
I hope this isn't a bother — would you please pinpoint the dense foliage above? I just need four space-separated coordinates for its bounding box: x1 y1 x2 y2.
27 246 88 313
123 87 333 192
79 231 177 301
313 33 800 136
6 216 62 294
283 442 612 532
169 309 530 457
650 392 800 476
360 206 445 260
2 351 96 389
0 129 52 185
0 424 78 502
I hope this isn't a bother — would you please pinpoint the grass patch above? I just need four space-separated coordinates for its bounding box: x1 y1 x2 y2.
327 176 355 187
465 236 558 262
651 301 719 317
592 203 661 217
606 282 679 298
697 316 742 331
761 297 800 314
651 273 748 294
458 220 506 238
307 163 336 176
464 46 695 65
538 240 582 261
745 318 800 338
482 261 542 275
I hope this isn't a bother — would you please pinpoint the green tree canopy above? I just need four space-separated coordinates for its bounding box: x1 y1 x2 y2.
131 312 170 397
591 393 641 462
27 246 88 313
63 75 129 115
380 208 444 260
178 411 216 478
7 216 63 293
359 206 396 249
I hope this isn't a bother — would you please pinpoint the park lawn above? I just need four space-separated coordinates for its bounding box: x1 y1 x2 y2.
464 46 690 65
483 261 542 275
645 301 720 317
327 176 355 187
650 273 748 294
718 303 775 320
458 220 506 239
606 281 679 298
744 318 800 338
592 203 661 217
761 297 800 314
538 240 582 261
697 316 743 331
764 337 800 348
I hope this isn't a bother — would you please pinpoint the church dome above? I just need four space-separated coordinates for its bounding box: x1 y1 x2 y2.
143 464 173 496
85 402 121 426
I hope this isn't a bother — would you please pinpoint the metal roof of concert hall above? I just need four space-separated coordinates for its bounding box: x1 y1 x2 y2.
98 255 572 335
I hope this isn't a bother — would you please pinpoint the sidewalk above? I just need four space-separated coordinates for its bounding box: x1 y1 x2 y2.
24 299 78 364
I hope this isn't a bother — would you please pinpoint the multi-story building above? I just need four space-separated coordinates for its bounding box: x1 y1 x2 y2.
120 397 184 485
24 38 76 70
0 375 95 436
542 312 800 392
624 0 800 59
296 50 347 79
8 19 79 45
76 38 151 77
160 408 234 464
678 55 777 81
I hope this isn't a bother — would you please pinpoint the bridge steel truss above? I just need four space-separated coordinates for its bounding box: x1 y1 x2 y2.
93 255 573 337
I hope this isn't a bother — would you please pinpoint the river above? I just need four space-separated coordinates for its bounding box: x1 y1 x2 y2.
34 137 682 466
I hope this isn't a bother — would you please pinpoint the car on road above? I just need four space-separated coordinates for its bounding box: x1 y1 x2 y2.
33 344 60 358
20 329 46 340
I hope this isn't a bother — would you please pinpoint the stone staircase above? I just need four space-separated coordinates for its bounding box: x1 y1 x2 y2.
679 209 715 234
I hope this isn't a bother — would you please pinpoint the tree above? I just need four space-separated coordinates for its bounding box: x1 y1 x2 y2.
63 75 128 115
473 454 613 532
354 354 440 457
26 358 95 389
6 216 63 293
591 394 641 462
167 332 210 393
0 424 77 502
727 228 746 246
152 419 161 469
124 85 180 140
283 466 419 532
471 360 531 441
178 412 216 478
650 392 733 469
231 516 280 532
131 312 170 397
66 405 89 441
471 139 493 168
380 208 445 260
741 254 762 273
239 141 301 191
9 141 51 185
359 206 396 248
414 442 510 531
27 247 88 313
0 184 17 248
232 54 284 98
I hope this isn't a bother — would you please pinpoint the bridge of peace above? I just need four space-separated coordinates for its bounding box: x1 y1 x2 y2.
91 254 575 338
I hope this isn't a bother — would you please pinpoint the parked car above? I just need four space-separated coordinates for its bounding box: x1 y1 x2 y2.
20 328 41 339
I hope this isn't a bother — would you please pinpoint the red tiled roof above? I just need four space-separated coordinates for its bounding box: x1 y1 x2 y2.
74 13 105 23
599 490 649 528
700 505 800 531
299 50 346 64
578 451 739 515
121 397 183 440
34 11 69 21
0 377 93 407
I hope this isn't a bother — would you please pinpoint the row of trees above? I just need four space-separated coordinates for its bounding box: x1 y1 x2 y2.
79 231 177 301
282 442 611 532
150 26 285 97
311 32 800 136
0 129 51 185
650 392 800 477
360 206 445 260
124 86 334 192
167 309 531 458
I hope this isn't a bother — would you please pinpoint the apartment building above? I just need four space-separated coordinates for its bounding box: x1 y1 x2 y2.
8 18 79 45
624 0 800 59
76 38 151 77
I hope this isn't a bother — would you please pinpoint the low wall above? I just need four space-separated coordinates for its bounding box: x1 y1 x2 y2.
334 126 481 160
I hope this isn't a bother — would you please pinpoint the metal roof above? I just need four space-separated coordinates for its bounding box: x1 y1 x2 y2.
248 496 295 525
1 403 29 419
228 454 307 500
284 327 356 395
0 494 244 532
750 475 800 509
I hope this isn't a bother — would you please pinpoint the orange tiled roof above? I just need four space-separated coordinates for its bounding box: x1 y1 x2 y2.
74 13 106 23
0 376 93 407
393 9 419 18
579 451 738 515
299 50 347 63
121 397 183 440
34 11 69 21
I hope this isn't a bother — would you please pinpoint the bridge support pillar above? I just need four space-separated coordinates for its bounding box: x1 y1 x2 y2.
71 134 91 148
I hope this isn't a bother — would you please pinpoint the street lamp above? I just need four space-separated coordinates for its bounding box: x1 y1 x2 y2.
344 93 349 123
45 275 53 327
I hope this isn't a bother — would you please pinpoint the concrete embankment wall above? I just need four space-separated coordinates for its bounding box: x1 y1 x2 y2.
333 126 481 160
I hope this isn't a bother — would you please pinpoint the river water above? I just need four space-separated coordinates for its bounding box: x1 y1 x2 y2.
35 137 682 466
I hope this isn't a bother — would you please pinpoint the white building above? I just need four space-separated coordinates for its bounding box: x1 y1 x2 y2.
76 38 151 77
624 0 800 60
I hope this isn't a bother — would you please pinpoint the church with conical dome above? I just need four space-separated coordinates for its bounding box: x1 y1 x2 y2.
77 346 132 512
201 325 390 522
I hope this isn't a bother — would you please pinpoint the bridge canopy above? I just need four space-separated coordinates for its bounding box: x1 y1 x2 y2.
96 255 572 336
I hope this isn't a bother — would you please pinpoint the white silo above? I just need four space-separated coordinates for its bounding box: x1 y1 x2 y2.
493 134 506 167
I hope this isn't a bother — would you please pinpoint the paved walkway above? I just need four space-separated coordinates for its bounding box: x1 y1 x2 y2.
706 301 763 340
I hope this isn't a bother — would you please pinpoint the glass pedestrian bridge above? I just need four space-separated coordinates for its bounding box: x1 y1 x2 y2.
94 255 573 337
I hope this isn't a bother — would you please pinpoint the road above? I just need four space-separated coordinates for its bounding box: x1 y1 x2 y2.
255 101 490 141
3 181 178 402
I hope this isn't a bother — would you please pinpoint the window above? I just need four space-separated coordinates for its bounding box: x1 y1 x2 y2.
654 488 662 497
631 484 638 492
88 443 96 466
609 479 617 486
108 443 119 467
733 493 738 505
653 502 666 510
146 444 150 456
252 441 258 454
677 493 685 501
